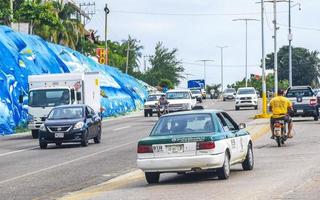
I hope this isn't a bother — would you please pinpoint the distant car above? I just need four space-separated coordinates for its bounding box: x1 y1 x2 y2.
190 89 203 103
222 88 236 101
235 87 258 110
166 89 196 112
144 93 165 117
285 86 318 121
38 105 102 149
137 110 253 184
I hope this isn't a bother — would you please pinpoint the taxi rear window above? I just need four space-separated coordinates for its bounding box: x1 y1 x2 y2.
151 114 215 136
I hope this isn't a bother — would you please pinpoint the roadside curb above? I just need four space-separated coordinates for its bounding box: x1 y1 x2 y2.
58 118 271 200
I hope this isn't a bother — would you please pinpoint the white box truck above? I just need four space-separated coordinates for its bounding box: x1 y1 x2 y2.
25 72 101 138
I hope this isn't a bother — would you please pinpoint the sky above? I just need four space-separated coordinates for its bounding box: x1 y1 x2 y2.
78 0 320 89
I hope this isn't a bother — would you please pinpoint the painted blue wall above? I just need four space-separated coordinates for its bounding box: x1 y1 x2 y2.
0 26 148 135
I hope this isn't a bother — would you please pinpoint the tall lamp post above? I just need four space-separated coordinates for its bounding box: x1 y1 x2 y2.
216 46 228 92
233 18 259 87
104 4 110 65
196 59 214 86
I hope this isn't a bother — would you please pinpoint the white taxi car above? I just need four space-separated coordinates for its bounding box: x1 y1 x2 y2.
137 110 254 184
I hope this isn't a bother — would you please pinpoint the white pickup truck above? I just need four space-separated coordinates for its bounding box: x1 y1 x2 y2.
166 89 196 112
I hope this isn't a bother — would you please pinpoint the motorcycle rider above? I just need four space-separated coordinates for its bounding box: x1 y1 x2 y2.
269 89 293 139
158 94 169 107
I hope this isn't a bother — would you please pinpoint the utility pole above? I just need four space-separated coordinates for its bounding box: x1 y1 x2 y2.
216 46 228 92
196 59 214 86
125 38 135 74
233 18 259 87
104 4 110 65
10 0 13 28
273 0 278 96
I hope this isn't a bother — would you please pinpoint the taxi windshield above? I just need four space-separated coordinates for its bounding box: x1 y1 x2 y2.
166 92 190 99
48 107 84 120
151 114 215 136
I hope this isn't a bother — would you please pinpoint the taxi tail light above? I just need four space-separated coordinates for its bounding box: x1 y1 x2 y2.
197 141 215 150
137 145 153 153
310 98 317 106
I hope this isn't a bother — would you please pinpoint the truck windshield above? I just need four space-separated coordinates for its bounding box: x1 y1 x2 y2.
29 89 70 107
237 89 255 95
48 107 84 120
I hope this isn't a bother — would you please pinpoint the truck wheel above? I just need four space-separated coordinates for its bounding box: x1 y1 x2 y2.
149 111 153 117
199 99 203 103
223 98 226 101
242 144 254 170
314 115 319 121
32 130 39 139
145 172 160 184
39 141 47 149
235 106 239 111
144 110 148 117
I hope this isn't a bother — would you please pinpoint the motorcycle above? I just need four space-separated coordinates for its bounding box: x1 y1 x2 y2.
157 104 169 118
272 119 288 147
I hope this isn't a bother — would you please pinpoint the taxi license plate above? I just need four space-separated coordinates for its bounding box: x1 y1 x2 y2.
55 132 64 138
166 144 184 153
297 109 303 113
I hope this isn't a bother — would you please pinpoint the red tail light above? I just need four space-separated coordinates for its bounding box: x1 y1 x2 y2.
310 98 317 106
137 145 153 153
197 141 215 150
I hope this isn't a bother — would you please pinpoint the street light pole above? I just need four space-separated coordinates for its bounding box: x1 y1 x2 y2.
288 0 292 87
233 18 259 87
126 40 130 74
104 4 110 65
216 46 228 92
196 59 214 86
273 0 279 96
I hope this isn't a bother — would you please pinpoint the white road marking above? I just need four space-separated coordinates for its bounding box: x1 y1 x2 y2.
0 141 135 185
0 147 38 157
113 126 131 131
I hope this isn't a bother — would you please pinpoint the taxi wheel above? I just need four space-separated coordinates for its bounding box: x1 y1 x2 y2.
94 127 101 144
144 110 148 117
145 172 160 184
242 144 254 170
218 153 230 180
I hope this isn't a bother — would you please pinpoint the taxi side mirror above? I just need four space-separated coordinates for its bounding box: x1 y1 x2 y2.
238 123 246 129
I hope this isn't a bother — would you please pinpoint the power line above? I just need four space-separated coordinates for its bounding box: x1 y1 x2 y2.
182 62 260 68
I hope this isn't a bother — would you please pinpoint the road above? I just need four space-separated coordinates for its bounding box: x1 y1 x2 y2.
0 99 257 200
1 99 319 200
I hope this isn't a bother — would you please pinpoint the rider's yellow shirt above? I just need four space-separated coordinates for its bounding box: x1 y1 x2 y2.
269 96 292 118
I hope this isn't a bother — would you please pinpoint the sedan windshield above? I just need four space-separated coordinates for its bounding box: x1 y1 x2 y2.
237 89 255 95
48 107 84 120
166 92 190 99
191 90 201 94
147 95 160 101
151 114 215 136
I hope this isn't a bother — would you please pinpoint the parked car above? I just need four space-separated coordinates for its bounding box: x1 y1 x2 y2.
38 105 102 149
222 88 236 101
235 87 258 110
190 89 203 103
137 110 253 184
166 89 196 112
144 93 165 117
285 86 318 121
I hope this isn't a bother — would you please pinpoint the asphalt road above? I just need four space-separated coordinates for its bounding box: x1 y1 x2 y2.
0 99 259 200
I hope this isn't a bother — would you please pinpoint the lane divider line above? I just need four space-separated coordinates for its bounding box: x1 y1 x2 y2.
0 141 135 186
0 147 38 157
113 126 131 131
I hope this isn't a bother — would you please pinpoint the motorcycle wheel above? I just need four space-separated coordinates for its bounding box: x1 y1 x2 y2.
276 136 281 147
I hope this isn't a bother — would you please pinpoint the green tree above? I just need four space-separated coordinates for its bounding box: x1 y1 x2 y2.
265 46 320 86
141 42 184 86
158 79 174 89
0 0 10 25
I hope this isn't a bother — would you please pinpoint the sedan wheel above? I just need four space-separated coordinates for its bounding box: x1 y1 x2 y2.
94 127 101 144
218 153 230 180
39 141 47 149
81 130 89 147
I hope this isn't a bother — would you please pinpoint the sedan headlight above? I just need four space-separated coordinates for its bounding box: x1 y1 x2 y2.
74 122 84 130
39 124 46 131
